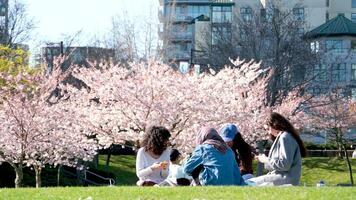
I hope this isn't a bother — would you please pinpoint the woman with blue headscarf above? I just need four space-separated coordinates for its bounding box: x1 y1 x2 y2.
182 127 245 186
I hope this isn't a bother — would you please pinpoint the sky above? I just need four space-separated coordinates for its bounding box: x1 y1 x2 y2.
21 0 159 53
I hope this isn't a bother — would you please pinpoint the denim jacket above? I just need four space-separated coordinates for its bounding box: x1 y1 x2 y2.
182 144 246 186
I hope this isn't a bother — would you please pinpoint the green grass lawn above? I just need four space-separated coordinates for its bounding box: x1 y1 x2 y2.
1 186 356 200
0 156 355 200
97 155 356 186
97 155 138 185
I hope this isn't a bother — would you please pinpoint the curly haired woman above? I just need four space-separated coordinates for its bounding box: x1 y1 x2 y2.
136 126 171 186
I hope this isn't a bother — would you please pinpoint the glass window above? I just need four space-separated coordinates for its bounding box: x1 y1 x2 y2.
353 0 356 8
352 13 356 22
213 11 221 23
213 6 221 12
326 40 343 51
352 64 356 80
352 40 356 49
297 28 304 37
332 63 346 82
326 0 329 7
212 26 231 45
213 6 232 23
314 64 327 82
352 88 356 100
222 6 232 12
241 7 252 22
293 7 304 21
311 41 320 52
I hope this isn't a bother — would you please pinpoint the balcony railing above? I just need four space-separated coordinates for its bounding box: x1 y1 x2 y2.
167 51 190 60
169 33 192 41
321 48 356 55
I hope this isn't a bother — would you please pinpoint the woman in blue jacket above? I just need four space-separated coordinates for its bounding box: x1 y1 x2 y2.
182 127 245 186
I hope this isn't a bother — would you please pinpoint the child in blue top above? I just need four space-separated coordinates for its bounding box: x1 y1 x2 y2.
182 127 246 186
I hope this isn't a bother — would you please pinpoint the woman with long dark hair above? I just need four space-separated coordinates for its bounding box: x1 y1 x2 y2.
219 124 254 179
248 112 307 186
136 126 171 186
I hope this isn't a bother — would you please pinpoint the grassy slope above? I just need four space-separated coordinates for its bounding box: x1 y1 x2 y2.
98 155 356 186
97 155 138 185
1 187 356 200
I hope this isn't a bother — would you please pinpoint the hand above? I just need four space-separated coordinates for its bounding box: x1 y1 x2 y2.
150 162 162 171
256 154 269 164
160 161 168 170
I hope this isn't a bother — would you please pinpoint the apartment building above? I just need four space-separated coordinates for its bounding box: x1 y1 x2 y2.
42 45 116 72
234 0 356 34
158 0 234 66
0 0 8 44
305 14 356 98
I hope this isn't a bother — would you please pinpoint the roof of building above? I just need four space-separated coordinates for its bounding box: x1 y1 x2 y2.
305 14 356 39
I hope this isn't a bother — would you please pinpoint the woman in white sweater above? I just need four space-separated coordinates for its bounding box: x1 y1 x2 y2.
136 126 171 186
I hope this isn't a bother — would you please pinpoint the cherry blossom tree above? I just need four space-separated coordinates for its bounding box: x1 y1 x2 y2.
66 59 304 153
0 61 98 188
298 89 356 185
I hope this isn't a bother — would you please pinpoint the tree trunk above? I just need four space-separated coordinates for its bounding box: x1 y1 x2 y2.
256 140 265 176
57 165 62 186
34 166 42 188
105 147 112 173
93 154 99 168
342 142 354 186
335 131 343 158
14 165 23 188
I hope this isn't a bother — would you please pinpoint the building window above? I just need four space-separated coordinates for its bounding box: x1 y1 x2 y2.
241 7 252 22
260 9 266 21
352 64 356 80
352 13 356 22
325 40 343 52
188 5 210 19
326 0 329 7
311 41 320 52
353 0 356 8
326 12 329 21
212 26 232 45
331 63 346 82
313 64 327 82
297 28 305 37
293 7 304 21
213 6 232 23
352 88 356 100
352 40 356 50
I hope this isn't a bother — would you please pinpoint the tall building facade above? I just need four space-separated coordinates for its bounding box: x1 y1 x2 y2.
234 0 356 35
233 0 356 97
0 0 8 44
158 0 234 66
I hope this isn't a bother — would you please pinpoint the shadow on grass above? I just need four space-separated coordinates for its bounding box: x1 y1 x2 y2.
303 157 356 172
98 155 138 186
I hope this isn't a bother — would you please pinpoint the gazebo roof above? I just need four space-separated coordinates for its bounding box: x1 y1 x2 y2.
305 14 356 39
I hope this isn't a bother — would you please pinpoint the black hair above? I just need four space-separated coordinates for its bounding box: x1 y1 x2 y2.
170 149 181 162
268 112 307 157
